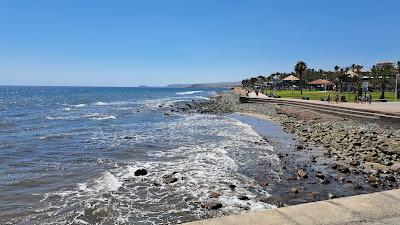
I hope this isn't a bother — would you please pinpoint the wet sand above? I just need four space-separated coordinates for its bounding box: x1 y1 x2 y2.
232 113 376 207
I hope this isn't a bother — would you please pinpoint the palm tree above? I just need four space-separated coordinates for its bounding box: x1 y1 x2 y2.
241 79 248 88
333 66 349 93
294 61 307 95
373 63 395 99
348 64 364 97
333 66 340 92
397 61 400 99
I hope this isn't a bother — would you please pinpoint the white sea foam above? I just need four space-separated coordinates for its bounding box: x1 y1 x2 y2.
62 107 71 112
94 172 122 192
77 172 122 193
91 115 117 120
93 101 109 106
72 104 86 108
46 115 55 120
37 113 279 224
45 113 116 121
83 113 99 118
39 133 67 140
176 91 204 95
140 98 179 110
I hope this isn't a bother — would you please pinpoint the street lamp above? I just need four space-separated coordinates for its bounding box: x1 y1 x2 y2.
396 74 400 101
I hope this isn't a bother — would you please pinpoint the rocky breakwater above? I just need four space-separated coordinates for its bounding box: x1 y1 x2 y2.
278 106 400 189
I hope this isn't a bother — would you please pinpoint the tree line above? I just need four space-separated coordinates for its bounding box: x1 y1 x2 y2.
241 61 400 99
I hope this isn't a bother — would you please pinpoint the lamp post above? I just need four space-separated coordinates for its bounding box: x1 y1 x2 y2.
396 74 400 101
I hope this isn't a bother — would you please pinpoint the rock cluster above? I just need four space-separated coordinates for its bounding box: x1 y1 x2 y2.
183 92 400 189
169 91 400 211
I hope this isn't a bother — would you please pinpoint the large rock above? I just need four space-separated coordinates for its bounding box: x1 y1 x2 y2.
363 162 390 172
297 169 308 179
315 172 325 179
337 165 350 174
290 187 300 194
209 192 220 198
238 195 250 201
349 160 360 166
134 169 148 176
163 176 178 184
202 202 223 210
390 163 400 172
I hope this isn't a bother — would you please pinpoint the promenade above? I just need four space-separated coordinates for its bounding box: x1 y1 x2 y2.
246 91 400 115
237 91 400 125
184 189 400 225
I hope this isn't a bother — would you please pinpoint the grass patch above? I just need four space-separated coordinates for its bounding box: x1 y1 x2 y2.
263 90 396 102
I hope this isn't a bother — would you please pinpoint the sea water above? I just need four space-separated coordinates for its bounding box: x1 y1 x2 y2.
0 86 278 224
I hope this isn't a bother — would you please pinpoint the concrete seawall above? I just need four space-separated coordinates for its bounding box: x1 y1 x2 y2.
184 189 400 225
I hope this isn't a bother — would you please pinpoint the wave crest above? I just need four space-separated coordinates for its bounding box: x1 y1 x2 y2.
176 91 204 95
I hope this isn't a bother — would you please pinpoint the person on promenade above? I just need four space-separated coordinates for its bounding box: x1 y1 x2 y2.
366 93 372 104
355 95 360 104
334 93 340 104
327 93 331 103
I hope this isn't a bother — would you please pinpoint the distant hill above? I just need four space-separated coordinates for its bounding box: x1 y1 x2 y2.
166 82 241 89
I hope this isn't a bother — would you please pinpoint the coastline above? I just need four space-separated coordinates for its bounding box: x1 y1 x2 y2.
178 89 400 211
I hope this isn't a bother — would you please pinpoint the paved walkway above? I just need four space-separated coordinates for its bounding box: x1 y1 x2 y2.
246 92 400 115
184 189 400 225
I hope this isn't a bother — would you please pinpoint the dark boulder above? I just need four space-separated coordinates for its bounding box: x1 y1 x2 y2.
238 196 250 201
316 172 325 179
290 187 300 194
202 202 223 210
134 169 148 176
349 160 360 166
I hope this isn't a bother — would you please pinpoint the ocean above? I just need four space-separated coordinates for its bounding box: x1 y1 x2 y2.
0 86 278 225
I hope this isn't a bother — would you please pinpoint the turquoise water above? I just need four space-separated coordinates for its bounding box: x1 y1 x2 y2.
0 86 277 224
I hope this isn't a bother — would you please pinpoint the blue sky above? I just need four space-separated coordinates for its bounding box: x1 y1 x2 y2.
1 0 399 86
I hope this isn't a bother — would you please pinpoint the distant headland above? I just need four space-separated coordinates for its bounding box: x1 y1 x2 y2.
166 82 240 89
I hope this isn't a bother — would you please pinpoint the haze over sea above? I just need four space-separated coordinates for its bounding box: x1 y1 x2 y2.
0 86 279 224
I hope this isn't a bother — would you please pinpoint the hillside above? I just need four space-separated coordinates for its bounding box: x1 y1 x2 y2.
166 82 241 89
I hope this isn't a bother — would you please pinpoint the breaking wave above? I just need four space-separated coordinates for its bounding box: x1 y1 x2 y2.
176 91 204 95
93 101 109 106
36 114 279 224
72 104 87 108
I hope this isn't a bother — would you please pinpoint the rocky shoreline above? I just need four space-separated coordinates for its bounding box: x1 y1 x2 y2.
174 91 400 208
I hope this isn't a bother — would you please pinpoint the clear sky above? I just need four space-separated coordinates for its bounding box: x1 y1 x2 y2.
1 0 399 87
